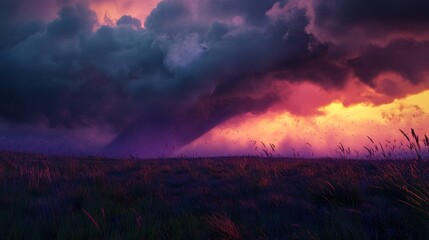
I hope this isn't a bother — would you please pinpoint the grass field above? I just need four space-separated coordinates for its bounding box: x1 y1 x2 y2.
0 151 428 239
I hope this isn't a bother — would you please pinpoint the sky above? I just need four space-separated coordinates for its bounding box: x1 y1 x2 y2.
0 0 428 158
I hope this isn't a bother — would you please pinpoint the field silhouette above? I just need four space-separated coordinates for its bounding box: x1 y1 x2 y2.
0 149 428 239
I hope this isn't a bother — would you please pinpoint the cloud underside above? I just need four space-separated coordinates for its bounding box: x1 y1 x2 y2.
1 0 429 156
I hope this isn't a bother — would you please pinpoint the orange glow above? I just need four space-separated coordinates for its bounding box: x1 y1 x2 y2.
90 0 160 26
181 88 429 158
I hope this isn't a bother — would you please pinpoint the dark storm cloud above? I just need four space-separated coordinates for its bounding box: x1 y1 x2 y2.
144 0 191 33
116 15 142 29
271 41 351 89
0 3 101 127
0 0 44 50
350 40 429 86
311 0 429 41
47 4 97 38
197 0 280 25
1 0 429 156
109 1 319 155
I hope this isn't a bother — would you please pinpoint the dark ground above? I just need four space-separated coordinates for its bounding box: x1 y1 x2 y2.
0 151 428 239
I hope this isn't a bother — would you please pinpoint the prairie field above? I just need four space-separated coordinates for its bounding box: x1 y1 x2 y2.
0 151 428 239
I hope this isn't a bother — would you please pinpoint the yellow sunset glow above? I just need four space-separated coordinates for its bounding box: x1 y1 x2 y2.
182 90 429 157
